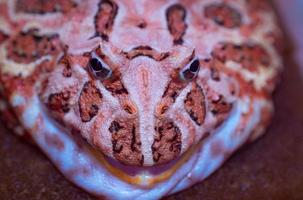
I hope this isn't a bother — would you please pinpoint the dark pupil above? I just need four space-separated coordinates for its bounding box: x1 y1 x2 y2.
90 58 103 71
90 58 110 78
189 59 200 72
183 69 195 80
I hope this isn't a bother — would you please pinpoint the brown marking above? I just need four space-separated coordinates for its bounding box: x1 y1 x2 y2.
15 0 77 14
210 67 220 81
201 58 222 81
152 119 182 164
101 71 128 96
79 81 102 122
94 0 118 41
0 31 8 44
212 42 271 72
6 29 62 64
109 119 143 166
123 46 169 61
204 3 242 28
162 73 187 103
156 70 187 115
166 4 187 45
184 84 206 126
200 58 250 100
121 100 137 115
59 55 72 77
47 90 71 114
62 65 72 77
209 95 233 127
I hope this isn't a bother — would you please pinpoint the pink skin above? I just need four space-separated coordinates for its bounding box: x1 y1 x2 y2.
0 0 282 199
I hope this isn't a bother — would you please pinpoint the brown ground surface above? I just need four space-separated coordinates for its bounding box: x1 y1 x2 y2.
1 4 303 200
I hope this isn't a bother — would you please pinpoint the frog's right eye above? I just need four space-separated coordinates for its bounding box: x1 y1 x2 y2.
89 52 112 80
179 58 200 81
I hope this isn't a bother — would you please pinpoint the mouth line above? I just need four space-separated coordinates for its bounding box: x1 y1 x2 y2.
87 136 205 188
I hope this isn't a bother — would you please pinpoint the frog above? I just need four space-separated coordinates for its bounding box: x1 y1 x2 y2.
0 0 283 199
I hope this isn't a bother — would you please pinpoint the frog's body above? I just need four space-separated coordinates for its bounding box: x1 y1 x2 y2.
0 0 282 199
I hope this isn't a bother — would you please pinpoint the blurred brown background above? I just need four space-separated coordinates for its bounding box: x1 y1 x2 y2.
0 1 303 200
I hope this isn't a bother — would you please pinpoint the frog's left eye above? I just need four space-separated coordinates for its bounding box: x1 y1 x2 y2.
180 58 200 81
89 52 112 80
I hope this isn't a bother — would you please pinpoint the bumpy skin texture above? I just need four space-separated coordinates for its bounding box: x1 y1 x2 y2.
0 0 283 199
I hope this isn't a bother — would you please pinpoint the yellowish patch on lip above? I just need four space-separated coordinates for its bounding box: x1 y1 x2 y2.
89 138 203 188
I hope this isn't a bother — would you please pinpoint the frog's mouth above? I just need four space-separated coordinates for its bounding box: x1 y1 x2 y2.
87 134 204 187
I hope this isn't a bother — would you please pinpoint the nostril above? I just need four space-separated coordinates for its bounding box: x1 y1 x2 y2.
137 19 147 29
123 102 137 115
156 102 169 116
159 105 168 115
160 106 168 115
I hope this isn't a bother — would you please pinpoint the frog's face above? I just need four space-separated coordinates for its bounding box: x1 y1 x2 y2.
39 41 235 167
37 0 237 167
0 0 282 198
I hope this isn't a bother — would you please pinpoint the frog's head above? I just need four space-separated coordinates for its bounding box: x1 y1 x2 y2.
39 0 236 167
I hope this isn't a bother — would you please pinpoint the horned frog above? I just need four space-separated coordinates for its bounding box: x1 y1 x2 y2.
0 0 283 199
